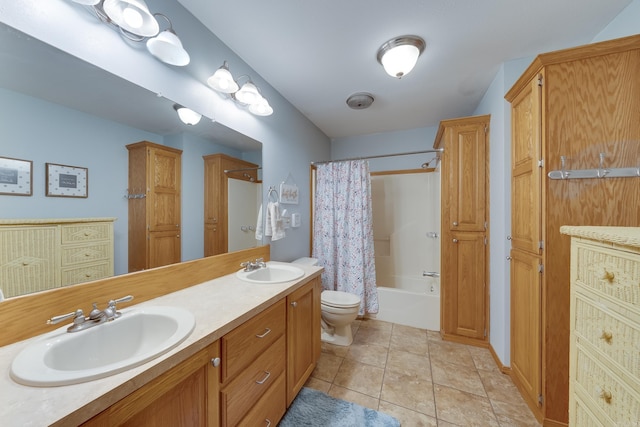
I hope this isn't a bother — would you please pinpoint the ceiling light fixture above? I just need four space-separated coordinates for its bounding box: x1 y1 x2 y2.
376 35 425 78
173 104 202 125
69 0 190 66
207 61 273 116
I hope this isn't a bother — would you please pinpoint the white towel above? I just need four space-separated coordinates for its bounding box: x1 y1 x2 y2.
267 201 286 241
255 204 263 240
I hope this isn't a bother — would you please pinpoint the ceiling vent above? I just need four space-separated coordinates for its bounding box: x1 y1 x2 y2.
346 92 374 110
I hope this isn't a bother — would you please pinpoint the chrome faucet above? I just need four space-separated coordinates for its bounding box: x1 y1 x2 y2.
241 257 267 272
47 295 134 333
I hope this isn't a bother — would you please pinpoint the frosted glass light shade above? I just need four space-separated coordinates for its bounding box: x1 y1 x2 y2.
173 104 201 125
207 66 239 93
377 35 425 78
103 0 159 37
147 30 190 66
71 0 101 5
249 97 273 116
234 82 260 105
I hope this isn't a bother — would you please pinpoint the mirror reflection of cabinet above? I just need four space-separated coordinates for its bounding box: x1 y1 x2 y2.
127 141 182 272
204 154 259 257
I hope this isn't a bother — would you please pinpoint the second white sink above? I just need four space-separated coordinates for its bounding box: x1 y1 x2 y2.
11 306 195 387
236 263 304 284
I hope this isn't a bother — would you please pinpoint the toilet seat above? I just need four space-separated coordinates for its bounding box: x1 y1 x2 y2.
321 290 360 308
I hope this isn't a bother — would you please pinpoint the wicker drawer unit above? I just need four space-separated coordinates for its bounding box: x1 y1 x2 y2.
562 226 640 427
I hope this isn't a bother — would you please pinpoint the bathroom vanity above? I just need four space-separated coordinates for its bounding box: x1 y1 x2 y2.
0 246 322 426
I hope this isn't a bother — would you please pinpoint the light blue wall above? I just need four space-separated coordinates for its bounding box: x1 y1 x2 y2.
592 0 640 42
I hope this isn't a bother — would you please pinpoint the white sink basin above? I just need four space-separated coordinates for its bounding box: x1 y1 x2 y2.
236 263 305 284
10 306 195 387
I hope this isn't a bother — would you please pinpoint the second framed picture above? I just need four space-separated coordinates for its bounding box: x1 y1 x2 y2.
46 163 88 198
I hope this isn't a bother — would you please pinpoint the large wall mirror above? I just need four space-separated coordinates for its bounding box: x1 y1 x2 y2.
0 23 264 298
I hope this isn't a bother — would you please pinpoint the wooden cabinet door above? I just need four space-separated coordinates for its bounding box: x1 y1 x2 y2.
510 74 542 255
286 279 320 405
149 230 181 268
442 232 486 339
148 147 181 233
510 248 542 410
82 342 220 427
448 123 487 233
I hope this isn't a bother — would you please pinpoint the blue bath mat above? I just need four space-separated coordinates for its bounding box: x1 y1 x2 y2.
279 387 401 427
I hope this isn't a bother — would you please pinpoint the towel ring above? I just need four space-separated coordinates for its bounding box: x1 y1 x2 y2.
268 186 278 202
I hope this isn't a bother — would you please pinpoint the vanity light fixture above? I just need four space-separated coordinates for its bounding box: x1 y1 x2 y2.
69 0 190 66
207 61 273 116
376 35 425 78
173 104 202 125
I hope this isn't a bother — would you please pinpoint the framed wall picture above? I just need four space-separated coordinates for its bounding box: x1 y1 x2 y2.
0 156 33 196
46 163 88 198
279 182 299 204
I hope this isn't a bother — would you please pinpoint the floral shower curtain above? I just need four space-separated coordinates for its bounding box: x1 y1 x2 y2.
312 160 378 315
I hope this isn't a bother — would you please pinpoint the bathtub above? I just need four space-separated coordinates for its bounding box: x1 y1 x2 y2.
367 275 440 331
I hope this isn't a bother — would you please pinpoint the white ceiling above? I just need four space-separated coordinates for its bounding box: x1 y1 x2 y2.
177 0 633 139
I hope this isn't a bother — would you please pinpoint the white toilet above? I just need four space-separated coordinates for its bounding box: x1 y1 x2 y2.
292 257 361 347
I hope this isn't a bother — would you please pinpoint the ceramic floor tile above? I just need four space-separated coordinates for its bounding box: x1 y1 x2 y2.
378 400 438 427
386 349 432 381
303 376 331 393
428 339 475 368
392 323 428 339
358 318 394 332
328 384 380 410
478 368 525 406
345 342 389 369
427 330 443 341
311 352 343 383
468 346 501 373
389 331 430 355
431 357 486 397
353 327 392 348
333 359 385 398
321 341 350 358
434 384 500 427
491 397 541 426
380 369 437 417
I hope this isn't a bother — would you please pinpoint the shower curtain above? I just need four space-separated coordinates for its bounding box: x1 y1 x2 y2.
312 160 378 315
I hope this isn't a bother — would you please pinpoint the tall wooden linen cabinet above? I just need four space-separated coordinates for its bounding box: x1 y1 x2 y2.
127 141 182 272
505 35 640 426
434 115 490 346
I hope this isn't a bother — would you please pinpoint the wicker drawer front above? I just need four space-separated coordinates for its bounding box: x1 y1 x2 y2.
572 391 606 427
574 343 640 424
237 372 286 427
574 294 640 377
222 300 285 382
61 242 112 266
61 262 113 286
61 223 112 244
574 241 640 307
221 335 286 427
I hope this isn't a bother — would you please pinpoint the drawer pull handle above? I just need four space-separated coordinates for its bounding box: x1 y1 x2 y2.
600 390 612 404
256 371 271 385
600 331 613 344
256 328 271 338
265 420 271 427
602 270 615 283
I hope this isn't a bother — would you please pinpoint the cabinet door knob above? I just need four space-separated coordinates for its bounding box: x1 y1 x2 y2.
599 389 612 404
210 357 221 367
602 270 615 283
452 239 458 243
453 222 458 226
600 330 613 344
291 301 298 307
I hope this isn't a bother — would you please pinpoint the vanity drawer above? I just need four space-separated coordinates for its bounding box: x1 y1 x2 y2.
573 294 640 377
61 261 113 286
221 335 286 427
237 371 286 427
61 242 112 266
574 240 640 307
573 342 640 425
60 222 113 244
222 299 285 382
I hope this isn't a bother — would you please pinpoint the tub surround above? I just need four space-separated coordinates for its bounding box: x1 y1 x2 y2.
0 249 322 425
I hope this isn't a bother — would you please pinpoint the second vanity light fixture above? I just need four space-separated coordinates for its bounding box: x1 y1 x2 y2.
70 0 190 66
376 35 425 78
173 104 202 125
207 61 273 116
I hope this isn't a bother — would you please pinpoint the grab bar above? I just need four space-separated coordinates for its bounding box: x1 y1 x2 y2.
423 271 440 278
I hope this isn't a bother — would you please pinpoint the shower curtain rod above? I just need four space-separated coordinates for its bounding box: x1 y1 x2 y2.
310 148 443 165
224 166 262 173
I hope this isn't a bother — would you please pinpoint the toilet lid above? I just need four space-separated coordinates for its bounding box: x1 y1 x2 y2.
321 290 361 308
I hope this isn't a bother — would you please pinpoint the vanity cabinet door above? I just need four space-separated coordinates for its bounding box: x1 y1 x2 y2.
81 341 220 427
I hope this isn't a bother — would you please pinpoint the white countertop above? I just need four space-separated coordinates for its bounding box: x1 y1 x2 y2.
0 262 322 426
